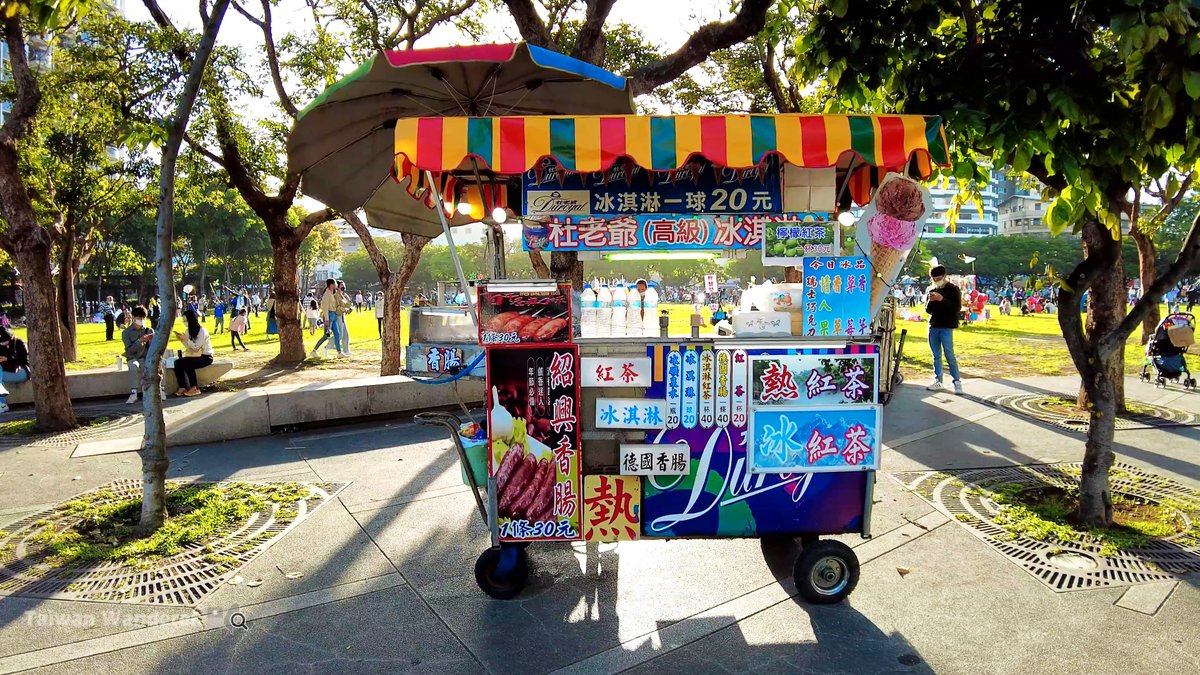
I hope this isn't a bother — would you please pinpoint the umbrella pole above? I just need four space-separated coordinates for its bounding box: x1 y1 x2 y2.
468 157 506 280
425 170 479 328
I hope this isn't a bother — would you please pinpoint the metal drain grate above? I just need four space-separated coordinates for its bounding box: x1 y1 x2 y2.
975 394 1200 433
891 463 1200 592
0 479 347 606
31 415 142 447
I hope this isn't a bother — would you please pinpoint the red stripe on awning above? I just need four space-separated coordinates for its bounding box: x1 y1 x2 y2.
599 117 626 166
700 116 727 165
799 116 827 166
415 118 443 170
499 117 525 172
877 117 907 167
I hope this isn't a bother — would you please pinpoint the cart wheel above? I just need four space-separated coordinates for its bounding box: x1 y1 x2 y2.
799 534 820 548
892 372 905 386
879 391 892 406
793 540 859 604
474 545 529 600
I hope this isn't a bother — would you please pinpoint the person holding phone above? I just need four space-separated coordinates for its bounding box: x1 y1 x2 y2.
925 265 963 395
173 308 213 397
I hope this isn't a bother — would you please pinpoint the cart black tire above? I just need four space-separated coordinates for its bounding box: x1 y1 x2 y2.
793 540 859 604
892 372 905 386
474 546 529 600
799 534 820 548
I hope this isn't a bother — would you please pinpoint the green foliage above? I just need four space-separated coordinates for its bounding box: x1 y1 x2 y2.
919 235 1141 280
338 236 406 290
32 482 311 567
298 220 344 281
796 1 1200 240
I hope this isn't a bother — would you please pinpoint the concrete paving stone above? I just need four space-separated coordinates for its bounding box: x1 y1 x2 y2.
26 586 484 675
197 500 399 614
0 597 198 660
287 421 468 510
842 521 1200 675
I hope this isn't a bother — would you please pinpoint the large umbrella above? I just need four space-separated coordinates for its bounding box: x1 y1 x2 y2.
289 43 636 237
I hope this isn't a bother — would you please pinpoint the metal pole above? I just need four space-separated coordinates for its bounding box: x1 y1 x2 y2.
468 157 507 280
425 170 479 328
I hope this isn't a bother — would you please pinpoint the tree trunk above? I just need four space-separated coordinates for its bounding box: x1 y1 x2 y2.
138 0 230 533
1130 227 1159 345
269 224 307 363
383 232 431 375
56 244 79 362
12 245 77 430
529 250 550 278
1077 360 1117 525
1078 223 1126 412
551 251 583 290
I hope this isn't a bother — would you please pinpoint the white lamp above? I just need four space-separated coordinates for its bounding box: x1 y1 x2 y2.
491 207 507 224
456 201 472 216
837 209 856 226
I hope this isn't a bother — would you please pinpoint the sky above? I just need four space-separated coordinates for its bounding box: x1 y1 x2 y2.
123 1 736 244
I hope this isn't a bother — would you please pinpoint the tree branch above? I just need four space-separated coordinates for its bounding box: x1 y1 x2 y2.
246 0 297 118
297 207 335 241
341 210 392 281
627 0 772 96
502 0 556 49
761 38 793 113
957 0 979 46
1 16 41 140
572 0 618 64
183 131 225 165
1100 207 1200 357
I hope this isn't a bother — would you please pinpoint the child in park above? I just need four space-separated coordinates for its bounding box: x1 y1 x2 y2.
229 308 249 351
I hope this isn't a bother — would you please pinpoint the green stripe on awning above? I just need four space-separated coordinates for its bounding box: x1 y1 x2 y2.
549 118 575 170
468 117 493 167
847 116 876 165
750 115 777 163
650 116 676 169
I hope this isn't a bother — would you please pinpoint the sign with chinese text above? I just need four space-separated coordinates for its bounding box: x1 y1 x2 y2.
664 350 683 429
619 443 690 476
581 357 651 388
704 274 718 294
583 475 641 541
749 353 878 406
478 282 572 346
715 350 732 427
521 156 782 217
639 425 868 537
698 350 715 428
730 350 749 427
802 256 872 337
761 213 836 267
681 348 700 428
748 405 881 473
595 398 668 430
486 346 582 541
406 343 484 376
526 213 827 252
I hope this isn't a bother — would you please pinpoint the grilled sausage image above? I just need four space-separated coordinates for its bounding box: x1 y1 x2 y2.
510 458 551 517
523 461 556 521
494 446 524 494
498 456 537 515
516 318 549 340
532 318 567 342
499 314 536 334
484 311 522 332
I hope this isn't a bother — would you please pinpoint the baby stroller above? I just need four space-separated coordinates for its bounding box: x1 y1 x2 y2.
1140 313 1196 389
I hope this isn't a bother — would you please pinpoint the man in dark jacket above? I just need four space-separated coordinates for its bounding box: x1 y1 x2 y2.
925 265 963 394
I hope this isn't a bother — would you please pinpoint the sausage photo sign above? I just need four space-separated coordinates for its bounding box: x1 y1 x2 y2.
478 281 572 346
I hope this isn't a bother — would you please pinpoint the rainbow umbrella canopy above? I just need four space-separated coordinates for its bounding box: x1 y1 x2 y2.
289 43 635 236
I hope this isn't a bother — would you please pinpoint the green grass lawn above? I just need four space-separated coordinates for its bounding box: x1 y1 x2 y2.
11 302 1163 383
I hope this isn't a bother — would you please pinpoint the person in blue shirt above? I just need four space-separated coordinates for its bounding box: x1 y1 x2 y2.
212 296 226 334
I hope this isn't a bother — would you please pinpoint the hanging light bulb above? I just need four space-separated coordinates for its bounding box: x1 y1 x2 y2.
491 207 507 224
456 201 472 216
837 209 856 226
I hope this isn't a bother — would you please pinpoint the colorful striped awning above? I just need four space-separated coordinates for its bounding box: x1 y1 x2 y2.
394 113 948 181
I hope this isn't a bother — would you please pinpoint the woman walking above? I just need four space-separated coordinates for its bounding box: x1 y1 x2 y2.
172 308 213 397
375 292 385 337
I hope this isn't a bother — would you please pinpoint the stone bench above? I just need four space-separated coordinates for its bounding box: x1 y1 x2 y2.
4 361 234 405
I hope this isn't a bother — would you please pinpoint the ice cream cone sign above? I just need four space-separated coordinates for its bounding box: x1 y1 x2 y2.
854 172 933 318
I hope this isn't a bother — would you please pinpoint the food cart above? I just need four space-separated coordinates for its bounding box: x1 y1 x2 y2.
403 113 947 602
